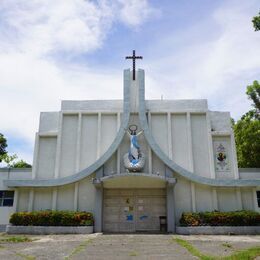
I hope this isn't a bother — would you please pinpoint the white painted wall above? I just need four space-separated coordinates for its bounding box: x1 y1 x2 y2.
80 114 98 170
100 114 117 155
57 184 75 210
36 137 57 179
195 184 214 212
33 188 52 211
171 114 189 168
217 188 238 211
59 115 78 177
78 175 96 213
210 111 231 132
174 177 192 224
151 113 168 156
241 188 254 210
39 112 59 132
191 114 211 178
17 189 30 212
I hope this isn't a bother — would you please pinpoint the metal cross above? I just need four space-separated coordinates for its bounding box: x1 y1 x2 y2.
125 50 143 80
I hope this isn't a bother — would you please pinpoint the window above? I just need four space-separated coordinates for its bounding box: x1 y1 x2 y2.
0 191 14 207
257 191 260 208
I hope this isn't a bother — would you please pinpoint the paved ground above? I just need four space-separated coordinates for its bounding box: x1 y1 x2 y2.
0 233 259 259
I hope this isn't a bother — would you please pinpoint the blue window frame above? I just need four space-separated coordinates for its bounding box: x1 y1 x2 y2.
0 191 14 207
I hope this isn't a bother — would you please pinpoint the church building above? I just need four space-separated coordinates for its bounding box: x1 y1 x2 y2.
1 52 260 233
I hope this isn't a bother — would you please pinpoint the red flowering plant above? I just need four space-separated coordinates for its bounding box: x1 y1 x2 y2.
10 211 94 226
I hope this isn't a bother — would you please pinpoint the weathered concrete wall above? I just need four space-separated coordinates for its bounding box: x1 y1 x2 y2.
239 168 260 179
191 114 210 178
33 188 52 211
57 184 75 211
171 114 189 169
78 175 96 212
6 225 94 235
176 226 260 235
60 115 78 177
195 184 214 212
80 114 98 169
217 188 239 211
241 188 254 210
174 177 192 224
36 137 57 179
17 189 30 212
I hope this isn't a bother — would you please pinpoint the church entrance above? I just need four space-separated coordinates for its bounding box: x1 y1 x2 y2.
103 188 166 233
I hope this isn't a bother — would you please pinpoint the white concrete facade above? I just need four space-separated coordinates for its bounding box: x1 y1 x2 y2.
1 69 260 231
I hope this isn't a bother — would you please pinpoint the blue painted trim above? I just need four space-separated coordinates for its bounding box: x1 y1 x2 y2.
4 70 131 188
137 69 260 187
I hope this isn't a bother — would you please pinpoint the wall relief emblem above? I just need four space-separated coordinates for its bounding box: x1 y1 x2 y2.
214 141 230 172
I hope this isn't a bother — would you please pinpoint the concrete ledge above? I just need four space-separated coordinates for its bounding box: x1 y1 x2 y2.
176 226 260 235
6 225 93 235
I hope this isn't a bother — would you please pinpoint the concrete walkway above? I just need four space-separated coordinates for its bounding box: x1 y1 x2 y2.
0 233 259 259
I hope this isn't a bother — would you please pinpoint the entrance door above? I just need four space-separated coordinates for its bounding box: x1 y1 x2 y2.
103 189 166 232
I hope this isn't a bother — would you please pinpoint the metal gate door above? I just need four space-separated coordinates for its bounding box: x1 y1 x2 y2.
103 189 166 232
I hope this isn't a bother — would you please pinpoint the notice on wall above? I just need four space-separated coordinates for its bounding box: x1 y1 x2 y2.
138 206 143 211
138 199 143 203
214 141 230 172
126 214 133 221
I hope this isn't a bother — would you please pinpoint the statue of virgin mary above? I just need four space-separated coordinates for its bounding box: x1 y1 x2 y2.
124 125 145 172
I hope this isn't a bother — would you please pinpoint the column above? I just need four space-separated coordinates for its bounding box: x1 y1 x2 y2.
167 179 176 233
94 167 103 232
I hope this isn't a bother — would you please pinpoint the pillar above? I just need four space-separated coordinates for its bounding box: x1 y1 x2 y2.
167 178 176 233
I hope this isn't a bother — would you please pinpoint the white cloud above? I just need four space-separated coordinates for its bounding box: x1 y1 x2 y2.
0 0 156 162
143 0 260 119
1 0 259 165
116 0 159 27
0 0 112 55
0 0 157 56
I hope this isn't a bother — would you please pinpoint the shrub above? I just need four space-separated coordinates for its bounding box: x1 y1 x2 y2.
10 211 94 226
179 210 260 226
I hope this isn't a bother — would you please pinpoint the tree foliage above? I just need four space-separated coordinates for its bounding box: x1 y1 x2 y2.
252 11 260 31
246 80 260 113
233 80 260 168
234 118 260 168
12 160 32 168
0 133 7 162
0 133 31 168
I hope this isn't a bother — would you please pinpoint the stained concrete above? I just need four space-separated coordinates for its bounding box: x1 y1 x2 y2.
0 233 260 259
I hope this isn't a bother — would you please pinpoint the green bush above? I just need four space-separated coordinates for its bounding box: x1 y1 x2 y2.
10 211 94 226
179 210 260 226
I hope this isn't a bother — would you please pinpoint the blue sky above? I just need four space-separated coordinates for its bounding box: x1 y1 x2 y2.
0 0 259 164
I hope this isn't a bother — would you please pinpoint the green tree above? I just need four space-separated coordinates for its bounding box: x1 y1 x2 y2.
246 80 260 112
0 133 7 162
12 160 32 168
252 11 260 31
234 118 260 167
1 153 18 167
233 80 260 168
0 133 31 168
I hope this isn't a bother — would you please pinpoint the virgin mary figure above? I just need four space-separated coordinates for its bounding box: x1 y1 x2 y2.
124 125 145 172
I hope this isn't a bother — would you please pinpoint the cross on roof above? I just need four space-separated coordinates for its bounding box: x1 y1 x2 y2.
125 50 143 80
